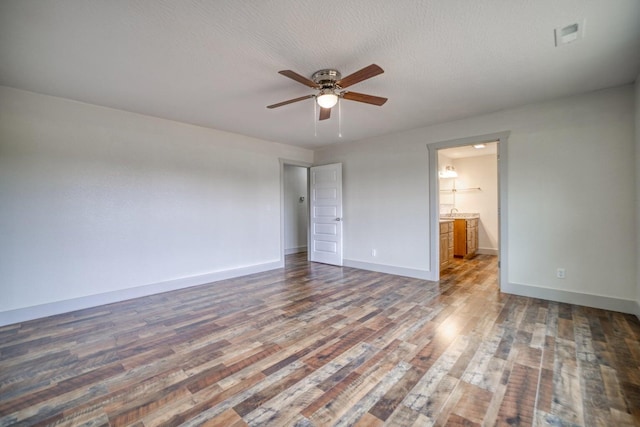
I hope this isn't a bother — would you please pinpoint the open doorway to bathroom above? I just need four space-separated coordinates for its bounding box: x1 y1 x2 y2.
438 141 499 263
428 131 509 287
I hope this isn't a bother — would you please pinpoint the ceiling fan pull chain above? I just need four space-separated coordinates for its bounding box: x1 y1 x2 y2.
314 100 317 137
338 98 342 138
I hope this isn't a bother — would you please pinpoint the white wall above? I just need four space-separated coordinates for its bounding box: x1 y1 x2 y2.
315 85 637 313
319 140 431 277
283 165 308 254
0 86 313 324
451 155 499 253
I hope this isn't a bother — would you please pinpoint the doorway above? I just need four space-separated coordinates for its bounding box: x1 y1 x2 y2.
283 164 309 260
281 161 345 267
427 131 509 288
439 142 499 256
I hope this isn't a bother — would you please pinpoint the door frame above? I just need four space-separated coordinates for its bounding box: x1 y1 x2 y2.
427 131 509 288
279 158 312 266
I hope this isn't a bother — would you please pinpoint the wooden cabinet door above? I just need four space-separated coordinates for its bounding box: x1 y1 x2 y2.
454 218 479 258
467 226 477 254
453 219 467 257
440 233 448 267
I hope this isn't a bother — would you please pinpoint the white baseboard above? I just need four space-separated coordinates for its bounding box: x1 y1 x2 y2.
285 246 307 255
0 260 283 327
343 259 431 280
634 300 640 321
503 281 638 315
477 248 499 256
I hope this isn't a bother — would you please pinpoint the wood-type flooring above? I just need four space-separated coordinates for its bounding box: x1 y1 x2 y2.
1 254 639 426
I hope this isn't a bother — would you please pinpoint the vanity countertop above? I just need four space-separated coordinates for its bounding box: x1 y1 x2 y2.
440 212 480 220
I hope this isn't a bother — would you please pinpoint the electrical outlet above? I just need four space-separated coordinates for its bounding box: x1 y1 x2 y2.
371 249 377 257
556 268 566 279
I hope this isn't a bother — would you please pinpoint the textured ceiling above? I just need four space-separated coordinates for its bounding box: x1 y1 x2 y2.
1 1 639 149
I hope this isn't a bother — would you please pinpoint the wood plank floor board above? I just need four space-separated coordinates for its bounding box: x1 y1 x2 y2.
1 254 639 426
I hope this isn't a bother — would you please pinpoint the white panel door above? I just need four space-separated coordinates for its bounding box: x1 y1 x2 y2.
309 163 343 266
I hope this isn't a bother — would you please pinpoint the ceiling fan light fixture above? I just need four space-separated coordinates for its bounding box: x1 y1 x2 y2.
316 90 339 109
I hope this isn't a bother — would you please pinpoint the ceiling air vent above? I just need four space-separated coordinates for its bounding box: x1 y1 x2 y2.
554 21 583 47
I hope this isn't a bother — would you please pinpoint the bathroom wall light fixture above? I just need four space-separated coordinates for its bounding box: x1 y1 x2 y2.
439 165 458 178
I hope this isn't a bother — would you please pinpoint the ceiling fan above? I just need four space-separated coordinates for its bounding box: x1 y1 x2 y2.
267 64 387 121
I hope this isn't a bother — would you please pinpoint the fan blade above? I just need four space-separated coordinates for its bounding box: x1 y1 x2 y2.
319 107 331 121
342 91 388 106
278 70 320 88
267 94 315 109
336 64 384 89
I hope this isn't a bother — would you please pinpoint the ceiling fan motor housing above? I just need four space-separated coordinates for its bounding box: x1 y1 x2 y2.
312 69 342 89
